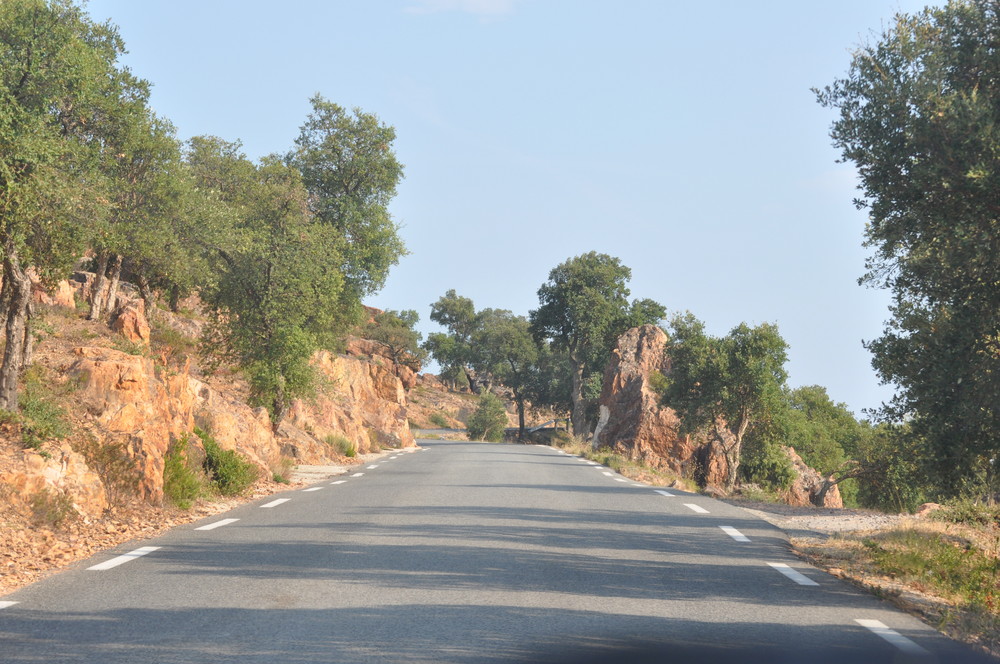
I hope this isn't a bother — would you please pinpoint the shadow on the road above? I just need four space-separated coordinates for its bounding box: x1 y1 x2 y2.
1 603 977 663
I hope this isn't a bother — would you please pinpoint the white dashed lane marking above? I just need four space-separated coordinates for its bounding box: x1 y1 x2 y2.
260 498 290 509
302 487 323 492
351 473 364 477
87 546 161 571
654 489 675 497
0 602 19 609
684 503 709 514
719 526 750 542
194 518 239 531
767 563 819 586
367 465 379 469
855 619 931 656
602 472 614 477
330 480 347 485
614 478 629 483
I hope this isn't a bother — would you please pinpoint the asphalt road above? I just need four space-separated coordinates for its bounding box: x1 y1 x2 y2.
0 440 993 663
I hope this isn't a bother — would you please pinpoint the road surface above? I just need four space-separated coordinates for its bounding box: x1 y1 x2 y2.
0 440 992 663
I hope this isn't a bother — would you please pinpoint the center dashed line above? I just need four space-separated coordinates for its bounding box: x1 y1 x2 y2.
684 503 709 514
194 518 239 531
367 464 379 469
351 472 364 477
855 619 930 656
655 489 675 497
260 498 290 508
330 480 347 485
302 487 323 492
88 546 161 571
767 562 819 586
719 526 750 542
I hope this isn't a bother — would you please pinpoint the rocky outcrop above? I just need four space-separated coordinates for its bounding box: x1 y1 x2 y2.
109 298 151 345
592 325 728 485
783 446 844 508
287 351 415 453
0 445 107 519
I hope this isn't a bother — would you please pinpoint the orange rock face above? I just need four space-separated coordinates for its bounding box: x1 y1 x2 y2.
109 298 151 345
592 325 727 485
0 445 107 519
782 446 844 508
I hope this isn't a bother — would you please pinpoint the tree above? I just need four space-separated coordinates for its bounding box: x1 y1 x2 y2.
817 0 1000 494
287 95 406 306
200 155 344 431
470 311 538 439
529 252 664 437
663 313 789 492
466 392 508 442
361 309 426 375
424 290 479 391
0 0 129 410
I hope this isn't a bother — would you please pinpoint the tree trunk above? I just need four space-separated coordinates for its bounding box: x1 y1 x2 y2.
168 285 181 313
105 253 123 313
88 250 110 321
20 299 34 369
136 273 156 320
516 394 526 441
0 251 33 412
570 355 588 439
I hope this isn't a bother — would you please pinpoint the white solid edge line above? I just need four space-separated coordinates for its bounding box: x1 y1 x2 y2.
330 480 347 485
720 526 750 542
260 498 290 508
87 546 161 571
194 518 240 531
302 487 323 492
855 619 931 656
0 601 19 609
684 503 709 514
655 489 675 497
767 562 819 586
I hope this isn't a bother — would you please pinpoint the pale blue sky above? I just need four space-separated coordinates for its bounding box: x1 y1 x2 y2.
85 0 931 416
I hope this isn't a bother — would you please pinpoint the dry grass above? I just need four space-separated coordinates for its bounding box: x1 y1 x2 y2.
794 519 1000 656
547 434 696 490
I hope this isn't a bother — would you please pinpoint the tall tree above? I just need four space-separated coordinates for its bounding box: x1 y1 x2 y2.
288 95 406 313
529 252 664 437
361 309 426 377
0 0 127 410
200 154 344 431
817 0 1000 494
424 289 480 391
471 311 538 439
663 313 789 492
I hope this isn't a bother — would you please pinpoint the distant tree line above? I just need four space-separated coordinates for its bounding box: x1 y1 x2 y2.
0 0 406 430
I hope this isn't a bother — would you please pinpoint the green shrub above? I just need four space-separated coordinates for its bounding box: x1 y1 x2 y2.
324 434 356 458
429 412 449 428
931 500 1000 528
466 393 508 442
18 368 71 450
163 436 205 509
196 428 259 496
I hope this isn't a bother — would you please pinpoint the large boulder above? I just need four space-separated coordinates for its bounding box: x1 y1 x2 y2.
109 298 151 346
592 325 727 485
0 445 107 519
782 446 843 508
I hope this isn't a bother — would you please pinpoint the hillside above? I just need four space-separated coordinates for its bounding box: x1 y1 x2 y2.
0 274 419 594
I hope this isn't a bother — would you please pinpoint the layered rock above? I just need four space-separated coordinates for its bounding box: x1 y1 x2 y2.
782 446 844 508
592 325 728 485
109 298 151 345
0 445 107 519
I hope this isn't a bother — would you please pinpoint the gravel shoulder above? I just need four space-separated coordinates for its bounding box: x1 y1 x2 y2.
721 498 913 538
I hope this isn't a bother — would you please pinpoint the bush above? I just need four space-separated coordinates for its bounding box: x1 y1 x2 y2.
163 436 205 509
324 434 356 458
931 500 1000 528
466 393 508 442
196 428 259 496
75 434 141 511
29 489 76 529
428 412 449 428
18 368 71 450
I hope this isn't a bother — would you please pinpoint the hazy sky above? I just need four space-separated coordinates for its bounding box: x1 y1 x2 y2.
85 0 931 416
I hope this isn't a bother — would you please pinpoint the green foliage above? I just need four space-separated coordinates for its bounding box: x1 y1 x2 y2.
854 424 928 513
740 438 795 491
162 436 205 510
18 371 71 450
529 252 664 436
428 412 449 428
930 500 1000 528
817 1 1000 494
288 95 406 300
664 312 789 491
362 309 426 370
466 393 508 442
196 428 259 496
324 433 356 458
